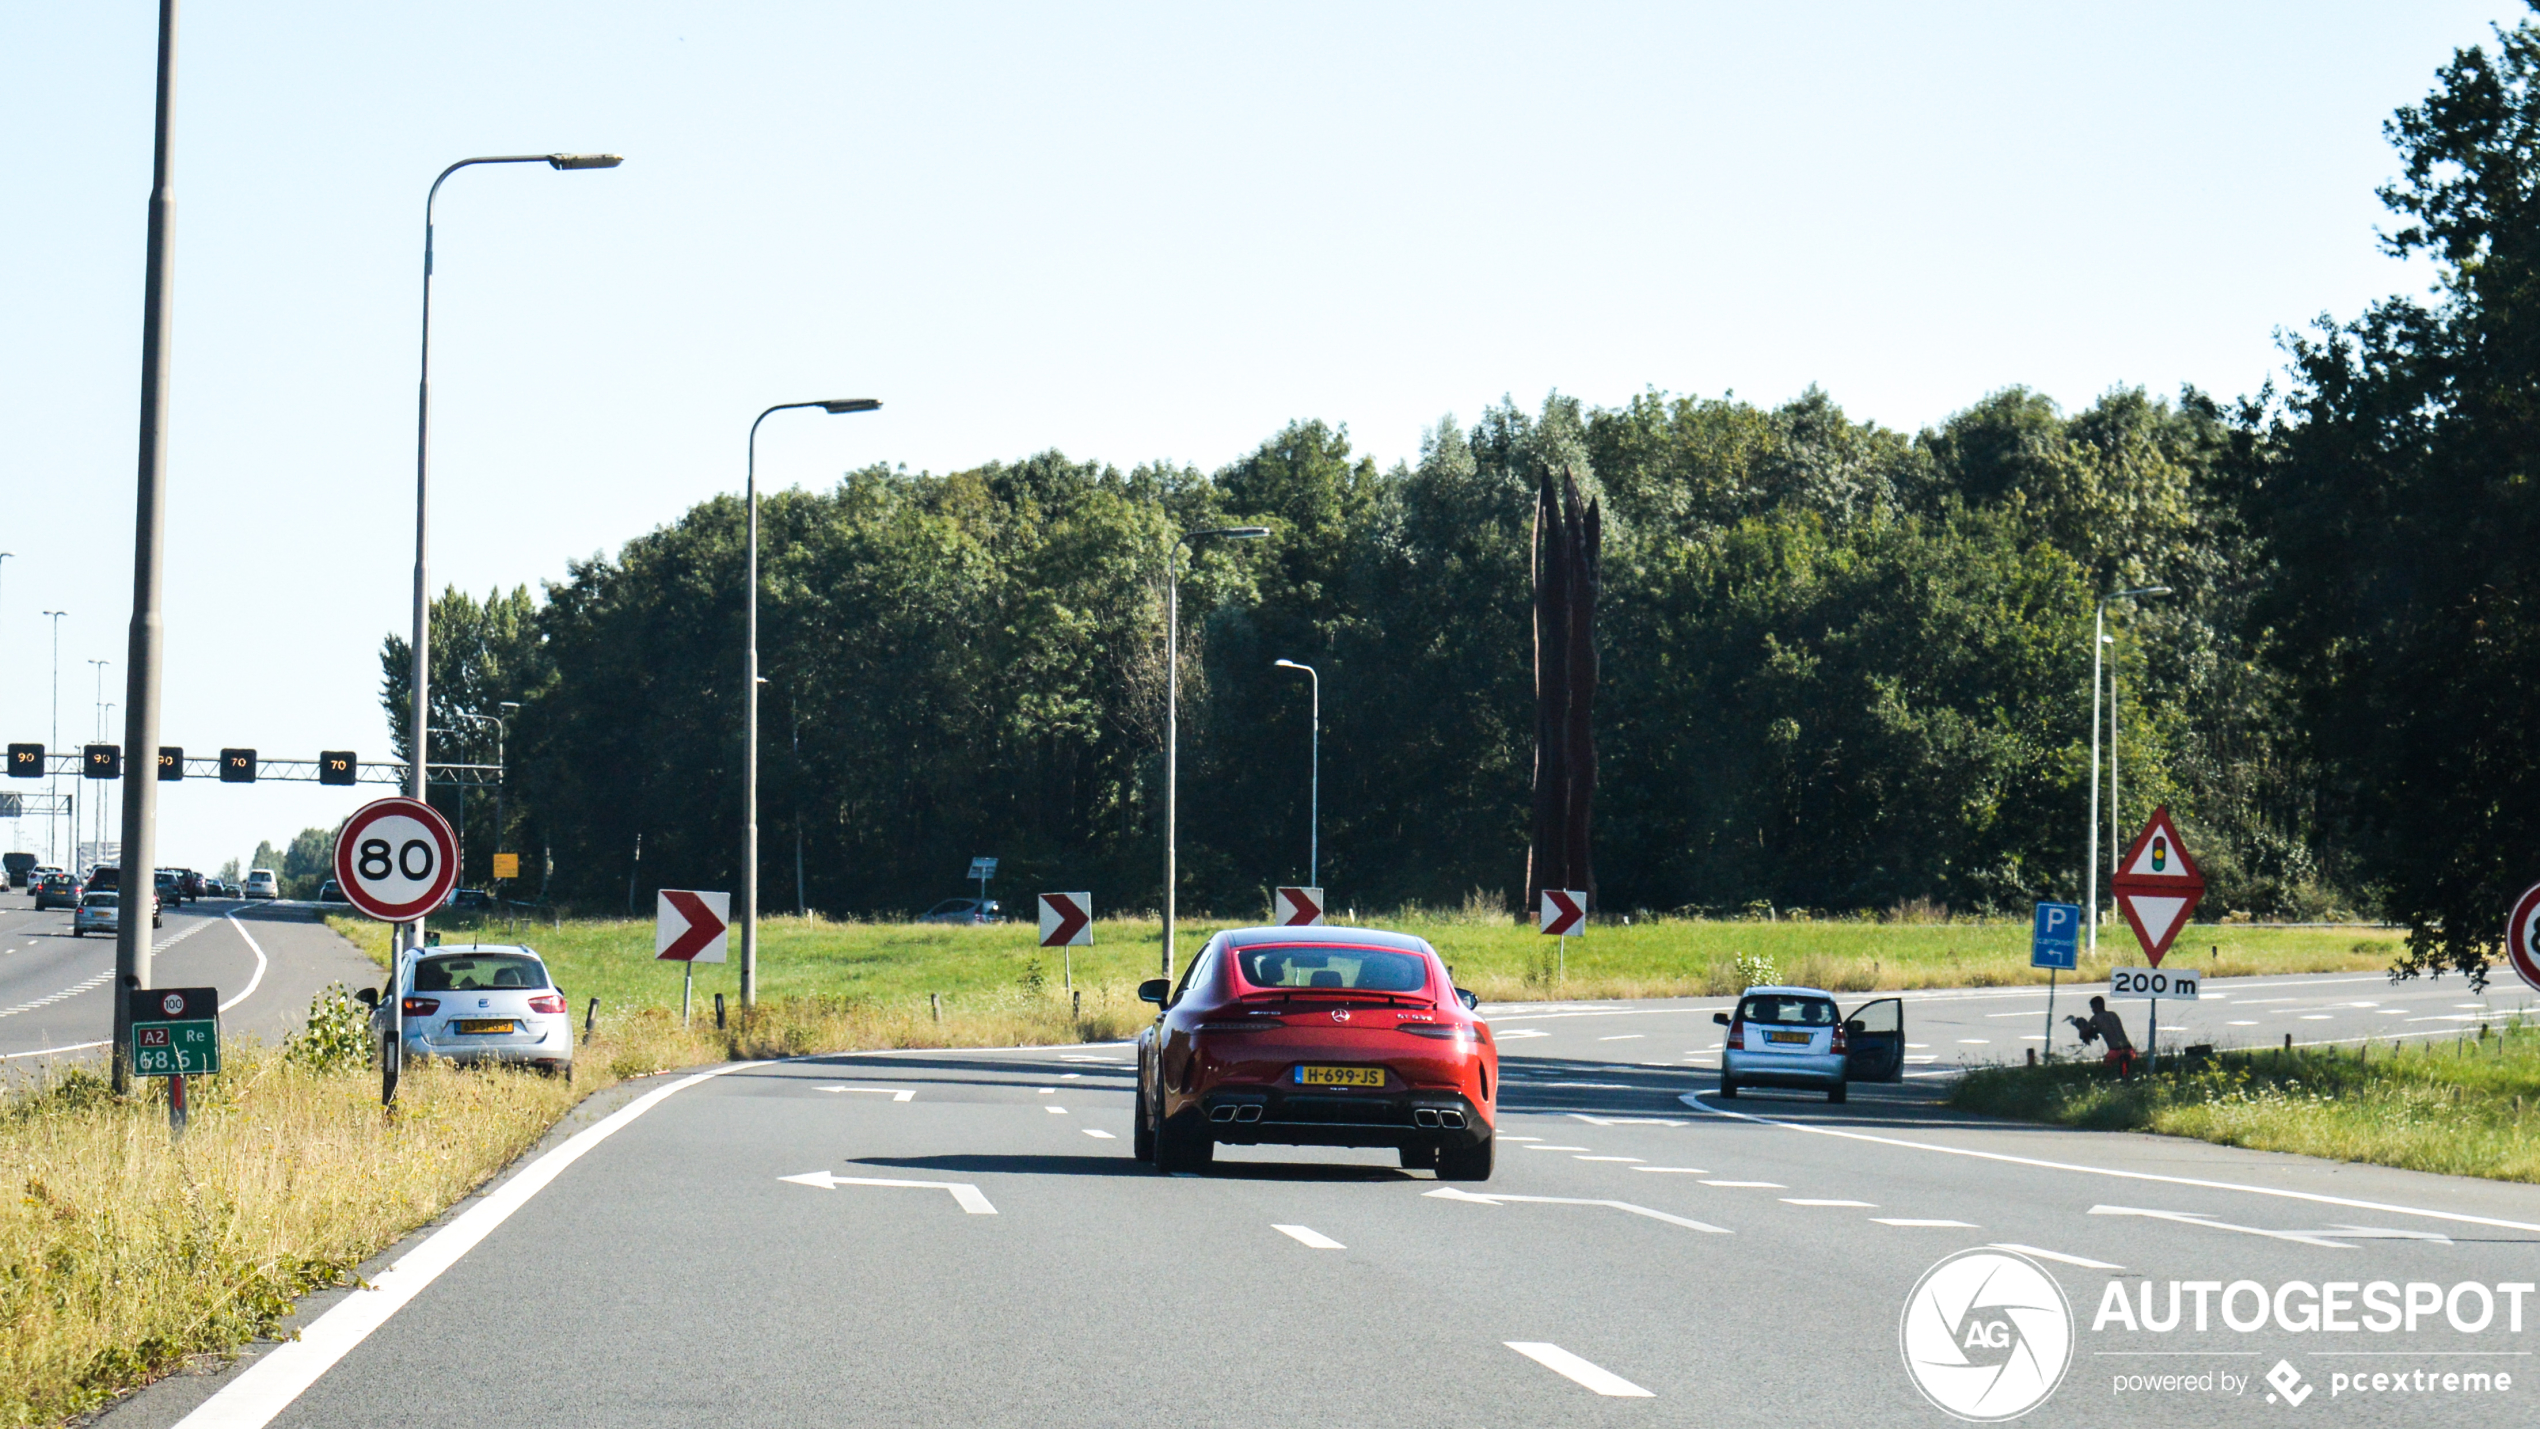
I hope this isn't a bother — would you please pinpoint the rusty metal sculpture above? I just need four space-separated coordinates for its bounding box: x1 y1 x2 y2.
1526 468 1602 913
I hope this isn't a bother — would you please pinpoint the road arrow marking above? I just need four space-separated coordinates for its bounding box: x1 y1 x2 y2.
1568 1113 1687 1128
1422 1185 1730 1233
2088 1204 2351 1248
1988 1242 2125 1270
780 1171 997 1214
815 1086 915 1101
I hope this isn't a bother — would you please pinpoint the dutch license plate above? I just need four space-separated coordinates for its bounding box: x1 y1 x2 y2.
456 1019 516 1035
1295 1065 1384 1087
1767 1030 1812 1045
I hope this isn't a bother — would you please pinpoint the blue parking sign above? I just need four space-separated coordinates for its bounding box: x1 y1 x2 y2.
2031 902 2081 970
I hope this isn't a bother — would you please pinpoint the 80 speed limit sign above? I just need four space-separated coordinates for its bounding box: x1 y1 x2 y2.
331 797 460 922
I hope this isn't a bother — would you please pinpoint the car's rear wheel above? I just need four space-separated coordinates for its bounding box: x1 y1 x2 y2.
1399 1144 1439 1171
1155 1110 1212 1173
1717 1075 1738 1098
1827 1083 1847 1104
1132 1071 1157 1163
1435 1135 1493 1182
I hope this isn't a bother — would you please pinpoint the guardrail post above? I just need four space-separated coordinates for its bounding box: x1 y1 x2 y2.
715 992 726 1030
930 992 941 1023
583 997 598 1042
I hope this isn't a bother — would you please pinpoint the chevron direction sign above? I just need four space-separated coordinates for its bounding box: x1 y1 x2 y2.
655 889 731 963
2111 806 2203 967
1539 889 1587 937
1274 886 1324 926
1038 892 1092 948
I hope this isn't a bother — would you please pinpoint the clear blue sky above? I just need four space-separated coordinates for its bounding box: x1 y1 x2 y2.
0 1 2519 873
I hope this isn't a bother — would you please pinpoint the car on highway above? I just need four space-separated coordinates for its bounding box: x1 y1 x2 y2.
156 869 184 907
71 890 159 935
243 868 279 900
3 852 33 888
1713 985 1905 1102
33 873 79 910
316 879 349 905
176 868 205 901
1134 925 1497 1178
362 944 573 1078
916 897 1001 924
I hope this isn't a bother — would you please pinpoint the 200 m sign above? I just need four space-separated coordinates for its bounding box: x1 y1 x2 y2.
331 796 459 922
2110 967 2200 1000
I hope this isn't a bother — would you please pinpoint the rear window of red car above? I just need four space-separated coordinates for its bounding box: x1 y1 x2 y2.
1235 947 1431 992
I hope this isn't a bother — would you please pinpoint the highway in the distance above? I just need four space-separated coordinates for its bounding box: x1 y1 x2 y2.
108 971 2540 1429
0 888 377 1072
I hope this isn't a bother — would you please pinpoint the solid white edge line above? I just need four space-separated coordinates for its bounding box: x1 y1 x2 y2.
218 913 270 1011
0 1039 108 1061
1505 1342 1655 1397
1 914 267 1060
174 1059 766 1429
1678 1092 2540 1234
1273 1223 1346 1249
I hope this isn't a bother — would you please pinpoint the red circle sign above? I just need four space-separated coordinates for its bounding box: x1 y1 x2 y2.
331 797 460 922
2506 882 2540 993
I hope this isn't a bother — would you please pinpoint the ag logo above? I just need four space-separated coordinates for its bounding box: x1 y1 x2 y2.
1899 1248 2072 1421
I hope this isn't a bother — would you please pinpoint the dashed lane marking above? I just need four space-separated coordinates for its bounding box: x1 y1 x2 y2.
1525 1144 1592 1151
1081 1128 1116 1139
1504 1342 1655 1397
1874 1218 1980 1228
1575 1156 1642 1163
1702 1180 1784 1188
1045 1106 1068 1114
1427 1186 1732 1234
1990 1243 2124 1269
1782 1198 1876 1207
816 1086 916 1101
1274 1224 1345 1250
1631 1167 1710 1174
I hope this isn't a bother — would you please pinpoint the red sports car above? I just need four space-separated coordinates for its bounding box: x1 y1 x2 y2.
1134 926 1498 1179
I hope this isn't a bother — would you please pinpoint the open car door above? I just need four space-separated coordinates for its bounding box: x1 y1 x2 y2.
1844 997 1904 1083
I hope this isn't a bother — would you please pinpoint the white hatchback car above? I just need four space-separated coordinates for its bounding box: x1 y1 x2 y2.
368 944 573 1077
1717 984 1855 1102
243 868 280 900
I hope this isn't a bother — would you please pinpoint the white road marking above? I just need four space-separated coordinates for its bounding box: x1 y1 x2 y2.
1427 1186 1731 1234
2089 1204 2352 1249
1499 1135 1543 1142
1679 1091 2540 1235
782 1171 998 1214
1045 1106 1068 1114
174 1062 765 1429
1631 1167 1710 1174
1505 1342 1655 1397
1081 1128 1116 1139
2300 1014 2334 1020
1575 1155 1643 1163
816 1086 916 1101
1597 1034 1645 1041
2324 1225 2455 1243
1568 1114 1687 1128
1524 1144 1592 1151
1782 1198 1875 1207
1990 1243 2124 1269
2228 1020 2259 1026
1958 1038 1990 1044
1874 1218 1980 1228
1274 1224 1345 1249
1495 1027 1551 1038
1702 1180 1784 1188
1061 1072 1082 1078
1038 1087 1056 1093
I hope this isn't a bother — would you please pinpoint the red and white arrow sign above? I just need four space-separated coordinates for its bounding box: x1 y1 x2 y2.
2505 882 2540 993
1274 886 1324 926
1539 889 1587 936
1038 892 1091 948
2110 806 2203 967
655 889 731 963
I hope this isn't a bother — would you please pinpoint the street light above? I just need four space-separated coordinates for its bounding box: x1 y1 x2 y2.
1162 526 1270 979
2086 585 2170 954
742 398 882 1007
1273 659 1319 887
42 611 65 867
397 150 619 1106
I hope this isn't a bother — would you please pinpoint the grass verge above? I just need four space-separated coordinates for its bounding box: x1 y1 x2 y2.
1947 1020 2540 1182
330 910 2405 1014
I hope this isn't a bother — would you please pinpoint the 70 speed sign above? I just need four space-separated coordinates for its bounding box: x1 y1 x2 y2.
331 796 460 922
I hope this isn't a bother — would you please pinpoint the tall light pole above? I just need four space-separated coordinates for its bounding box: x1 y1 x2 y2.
1274 659 1318 887
43 611 66 868
1162 526 1269 979
742 398 880 1007
406 151 620 934
2086 585 2169 954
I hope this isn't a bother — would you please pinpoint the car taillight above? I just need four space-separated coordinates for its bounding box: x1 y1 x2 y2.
528 994 565 1015
1726 1019 1744 1049
401 997 439 1016
1830 1024 1847 1054
1400 1022 1477 1042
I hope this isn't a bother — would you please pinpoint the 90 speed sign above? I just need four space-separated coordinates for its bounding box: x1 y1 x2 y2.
331 797 460 922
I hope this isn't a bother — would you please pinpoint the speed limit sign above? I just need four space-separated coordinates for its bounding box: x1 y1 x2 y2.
331 797 460 922
2506 882 2540 992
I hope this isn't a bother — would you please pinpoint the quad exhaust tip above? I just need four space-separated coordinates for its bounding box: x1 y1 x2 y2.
1210 1105 1265 1124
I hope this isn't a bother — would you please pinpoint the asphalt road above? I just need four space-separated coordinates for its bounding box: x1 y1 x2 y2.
109 970 2540 1429
0 890 377 1073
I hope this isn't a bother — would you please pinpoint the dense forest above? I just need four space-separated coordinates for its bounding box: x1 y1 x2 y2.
382 20 2540 981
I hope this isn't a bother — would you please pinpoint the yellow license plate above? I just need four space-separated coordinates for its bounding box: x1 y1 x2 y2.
1767 1031 1812 1045
1295 1065 1384 1087
456 1019 516 1035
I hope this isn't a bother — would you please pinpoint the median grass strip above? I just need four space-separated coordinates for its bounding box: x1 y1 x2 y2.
331 909 2404 1014
1947 1021 2540 1183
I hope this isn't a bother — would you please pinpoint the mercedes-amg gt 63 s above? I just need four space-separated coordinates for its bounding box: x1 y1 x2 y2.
1134 926 1497 1179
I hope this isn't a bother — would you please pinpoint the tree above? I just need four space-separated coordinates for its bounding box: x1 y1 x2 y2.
2250 13 2540 983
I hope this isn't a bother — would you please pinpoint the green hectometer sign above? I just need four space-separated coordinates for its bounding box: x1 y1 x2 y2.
127 986 220 1077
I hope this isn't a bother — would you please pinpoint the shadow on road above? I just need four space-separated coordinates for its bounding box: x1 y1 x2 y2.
851 1152 1149 1178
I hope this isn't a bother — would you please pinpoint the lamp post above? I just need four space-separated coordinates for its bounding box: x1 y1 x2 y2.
42 611 65 868
397 150 619 1106
2086 585 2169 954
1162 526 1269 980
742 399 880 1007
1273 659 1318 887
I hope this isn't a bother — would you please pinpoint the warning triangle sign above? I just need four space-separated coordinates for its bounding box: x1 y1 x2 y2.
2110 805 2204 965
